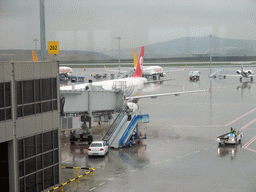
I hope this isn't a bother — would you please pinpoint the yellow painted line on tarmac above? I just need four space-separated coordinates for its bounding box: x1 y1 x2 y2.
100 182 105 186
176 156 182 158
195 151 200 153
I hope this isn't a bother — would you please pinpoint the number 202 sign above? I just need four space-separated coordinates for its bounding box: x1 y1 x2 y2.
48 41 59 54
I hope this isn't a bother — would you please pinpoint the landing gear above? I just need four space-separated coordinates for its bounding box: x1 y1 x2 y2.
240 77 242 83
250 77 253 82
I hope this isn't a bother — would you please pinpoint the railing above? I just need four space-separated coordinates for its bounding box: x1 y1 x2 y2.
118 115 139 147
45 167 95 192
102 111 126 141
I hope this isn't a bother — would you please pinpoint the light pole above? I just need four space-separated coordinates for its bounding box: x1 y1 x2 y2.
209 34 212 74
40 0 46 61
116 36 121 76
33 38 39 55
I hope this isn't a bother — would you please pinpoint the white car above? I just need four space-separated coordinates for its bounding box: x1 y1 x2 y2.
88 141 109 157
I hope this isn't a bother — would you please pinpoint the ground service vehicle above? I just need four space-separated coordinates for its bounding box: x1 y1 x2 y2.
217 131 243 146
70 122 93 145
189 71 200 81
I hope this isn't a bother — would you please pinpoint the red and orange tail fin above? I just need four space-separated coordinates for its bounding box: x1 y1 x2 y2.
32 50 38 61
132 46 144 78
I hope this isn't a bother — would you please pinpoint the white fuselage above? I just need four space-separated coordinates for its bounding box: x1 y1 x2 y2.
60 77 147 97
59 67 73 77
142 66 164 76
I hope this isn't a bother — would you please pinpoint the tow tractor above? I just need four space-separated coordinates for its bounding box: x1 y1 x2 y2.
217 131 243 146
70 122 93 145
189 71 200 81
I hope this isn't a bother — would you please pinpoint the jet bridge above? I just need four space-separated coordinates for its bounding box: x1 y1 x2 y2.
60 84 126 129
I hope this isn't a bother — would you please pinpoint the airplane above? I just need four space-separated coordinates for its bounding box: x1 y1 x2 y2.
32 50 73 77
60 46 208 114
103 49 186 79
220 63 256 82
132 49 186 80
59 66 73 77
208 69 226 78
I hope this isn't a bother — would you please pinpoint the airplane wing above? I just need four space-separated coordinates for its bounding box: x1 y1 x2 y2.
219 74 241 77
126 89 209 101
165 65 186 73
219 74 256 77
145 78 175 84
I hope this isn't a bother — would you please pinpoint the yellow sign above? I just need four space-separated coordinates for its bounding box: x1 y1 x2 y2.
48 41 59 54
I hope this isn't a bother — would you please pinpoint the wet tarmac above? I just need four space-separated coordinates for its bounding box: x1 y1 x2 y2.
60 65 256 192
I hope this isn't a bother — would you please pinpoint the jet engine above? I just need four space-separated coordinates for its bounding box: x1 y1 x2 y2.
126 102 139 114
248 70 254 74
236 70 241 74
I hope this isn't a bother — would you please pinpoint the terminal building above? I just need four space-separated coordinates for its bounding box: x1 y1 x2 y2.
0 61 60 191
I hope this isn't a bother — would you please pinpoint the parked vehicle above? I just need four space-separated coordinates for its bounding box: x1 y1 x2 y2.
88 141 109 157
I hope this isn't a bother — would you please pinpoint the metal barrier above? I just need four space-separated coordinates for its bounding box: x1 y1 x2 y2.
46 167 95 192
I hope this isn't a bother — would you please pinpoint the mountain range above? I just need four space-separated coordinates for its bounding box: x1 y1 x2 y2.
1 36 255 62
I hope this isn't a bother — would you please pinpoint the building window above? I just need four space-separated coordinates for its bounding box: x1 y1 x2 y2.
5 82 11 107
0 82 12 121
0 83 4 108
23 80 34 103
16 77 57 119
42 79 51 101
35 80 41 102
18 130 59 191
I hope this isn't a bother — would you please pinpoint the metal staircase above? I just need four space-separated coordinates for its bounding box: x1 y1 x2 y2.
106 114 149 148
102 111 126 142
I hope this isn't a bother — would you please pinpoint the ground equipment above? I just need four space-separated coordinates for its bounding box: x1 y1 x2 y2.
217 131 243 146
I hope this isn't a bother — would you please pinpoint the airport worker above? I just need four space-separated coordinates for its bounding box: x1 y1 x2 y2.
230 127 235 134
230 127 236 134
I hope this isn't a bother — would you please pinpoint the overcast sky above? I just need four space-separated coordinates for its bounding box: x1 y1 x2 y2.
1 0 256 52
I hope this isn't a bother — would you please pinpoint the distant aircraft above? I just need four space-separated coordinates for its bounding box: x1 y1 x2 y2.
208 69 226 78
133 49 186 79
32 50 73 77
220 63 256 82
59 66 73 77
61 46 208 114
